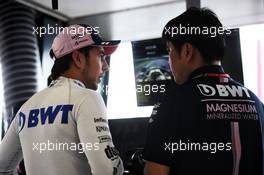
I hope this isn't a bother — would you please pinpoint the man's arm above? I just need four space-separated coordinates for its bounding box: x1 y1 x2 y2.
76 91 123 175
144 161 170 175
0 115 23 174
143 95 175 175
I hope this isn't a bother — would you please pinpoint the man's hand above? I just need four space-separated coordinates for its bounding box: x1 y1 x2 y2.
144 161 170 175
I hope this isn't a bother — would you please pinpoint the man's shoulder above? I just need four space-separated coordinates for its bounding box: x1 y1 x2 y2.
77 88 103 101
21 86 103 109
152 83 198 116
166 81 201 101
229 79 263 101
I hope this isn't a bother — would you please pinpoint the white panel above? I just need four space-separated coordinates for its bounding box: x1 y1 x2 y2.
107 42 153 119
29 0 183 18
41 50 54 90
109 1 186 41
201 0 264 27
71 1 186 41
240 24 264 102
20 0 264 38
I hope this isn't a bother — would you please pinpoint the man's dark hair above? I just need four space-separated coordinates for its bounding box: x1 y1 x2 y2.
162 7 226 63
48 46 91 81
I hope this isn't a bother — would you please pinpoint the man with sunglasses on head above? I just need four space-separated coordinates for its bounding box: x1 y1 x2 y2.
0 24 124 175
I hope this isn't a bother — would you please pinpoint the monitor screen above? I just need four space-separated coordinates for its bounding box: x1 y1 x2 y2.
132 38 173 106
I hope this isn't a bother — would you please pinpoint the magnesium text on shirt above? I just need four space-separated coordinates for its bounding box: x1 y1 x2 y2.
19 104 74 132
197 84 259 121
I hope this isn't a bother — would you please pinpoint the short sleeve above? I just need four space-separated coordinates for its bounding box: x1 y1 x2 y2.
143 99 174 166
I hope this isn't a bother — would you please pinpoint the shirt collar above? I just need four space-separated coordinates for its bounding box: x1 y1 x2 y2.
189 65 225 80
50 76 86 88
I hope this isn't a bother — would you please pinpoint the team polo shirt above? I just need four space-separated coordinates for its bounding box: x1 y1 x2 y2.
144 65 264 175
0 76 124 175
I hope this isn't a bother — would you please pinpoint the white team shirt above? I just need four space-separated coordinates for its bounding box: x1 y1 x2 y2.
0 76 124 175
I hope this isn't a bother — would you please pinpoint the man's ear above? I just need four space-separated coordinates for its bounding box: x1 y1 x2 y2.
180 42 194 63
72 50 85 69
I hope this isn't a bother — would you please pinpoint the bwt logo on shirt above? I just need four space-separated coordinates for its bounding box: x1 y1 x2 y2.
197 84 250 98
19 104 73 132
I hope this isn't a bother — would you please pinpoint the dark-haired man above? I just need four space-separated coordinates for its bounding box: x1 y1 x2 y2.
0 24 124 175
143 7 264 175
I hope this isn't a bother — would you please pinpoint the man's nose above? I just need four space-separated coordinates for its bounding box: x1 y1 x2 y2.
102 59 109 72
